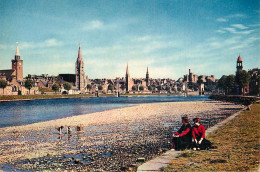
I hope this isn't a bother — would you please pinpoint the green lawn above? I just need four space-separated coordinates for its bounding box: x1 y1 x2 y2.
163 103 260 171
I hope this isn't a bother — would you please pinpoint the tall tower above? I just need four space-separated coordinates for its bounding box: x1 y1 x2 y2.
75 46 87 90
126 63 130 92
11 43 23 81
146 66 149 86
236 55 243 72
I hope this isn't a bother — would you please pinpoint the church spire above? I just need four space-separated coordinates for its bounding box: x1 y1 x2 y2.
15 42 20 56
14 42 20 60
78 45 82 60
146 66 150 86
126 63 129 75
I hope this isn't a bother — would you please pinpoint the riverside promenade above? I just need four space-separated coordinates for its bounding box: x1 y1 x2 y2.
137 105 248 171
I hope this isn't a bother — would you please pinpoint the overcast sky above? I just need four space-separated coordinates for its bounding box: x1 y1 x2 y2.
0 0 259 79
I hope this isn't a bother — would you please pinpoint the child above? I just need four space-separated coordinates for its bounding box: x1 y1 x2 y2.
172 117 192 150
192 118 211 150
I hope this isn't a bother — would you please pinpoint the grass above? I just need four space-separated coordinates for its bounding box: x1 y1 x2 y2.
39 87 54 92
163 103 260 171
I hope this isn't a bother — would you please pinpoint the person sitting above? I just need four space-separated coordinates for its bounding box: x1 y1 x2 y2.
192 118 212 150
172 117 192 150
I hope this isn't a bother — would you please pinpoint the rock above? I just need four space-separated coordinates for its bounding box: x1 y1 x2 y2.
74 159 81 164
136 157 145 162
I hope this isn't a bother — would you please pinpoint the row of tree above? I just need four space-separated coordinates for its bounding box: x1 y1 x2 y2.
218 70 251 95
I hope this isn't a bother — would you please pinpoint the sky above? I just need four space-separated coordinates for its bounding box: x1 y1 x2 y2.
0 0 259 80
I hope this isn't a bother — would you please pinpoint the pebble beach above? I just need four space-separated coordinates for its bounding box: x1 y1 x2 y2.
0 101 244 171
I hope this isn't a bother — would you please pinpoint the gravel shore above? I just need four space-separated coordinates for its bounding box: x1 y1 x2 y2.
0 101 244 171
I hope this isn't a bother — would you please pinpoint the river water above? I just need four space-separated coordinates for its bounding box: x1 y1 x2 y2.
0 95 210 128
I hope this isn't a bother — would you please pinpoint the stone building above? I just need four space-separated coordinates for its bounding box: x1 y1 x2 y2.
248 68 259 96
0 44 23 81
146 67 149 86
235 55 250 95
75 46 87 91
125 63 134 92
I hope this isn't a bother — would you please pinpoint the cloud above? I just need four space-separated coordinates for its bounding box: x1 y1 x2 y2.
224 27 237 33
216 29 226 34
82 20 104 31
216 18 228 22
0 44 8 49
228 13 246 18
217 24 255 35
132 36 151 42
216 13 246 23
21 39 63 49
231 24 248 30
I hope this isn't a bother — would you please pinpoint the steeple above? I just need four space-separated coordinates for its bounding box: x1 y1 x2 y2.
126 63 129 76
146 66 150 86
12 42 23 81
236 55 243 72
78 45 82 60
15 42 20 60
75 45 87 91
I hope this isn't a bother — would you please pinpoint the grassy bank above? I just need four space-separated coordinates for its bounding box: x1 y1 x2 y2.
163 103 260 171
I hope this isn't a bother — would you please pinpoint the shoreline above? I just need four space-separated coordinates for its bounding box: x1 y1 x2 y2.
0 92 187 102
0 101 244 171
0 100 213 132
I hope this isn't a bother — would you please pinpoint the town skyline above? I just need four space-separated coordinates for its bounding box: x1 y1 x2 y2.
0 0 259 79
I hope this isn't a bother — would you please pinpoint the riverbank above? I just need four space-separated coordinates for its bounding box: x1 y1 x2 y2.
0 101 244 171
0 93 183 102
163 103 259 171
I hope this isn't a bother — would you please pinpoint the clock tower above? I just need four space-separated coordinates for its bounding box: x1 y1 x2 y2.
11 43 23 81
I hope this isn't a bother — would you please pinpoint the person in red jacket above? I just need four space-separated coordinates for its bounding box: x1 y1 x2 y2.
192 118 211 150
172 117 192 150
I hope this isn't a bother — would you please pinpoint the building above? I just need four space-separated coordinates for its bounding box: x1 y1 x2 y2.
248 68 259 96
0 44 23 81
75 46 87 91
146 67 149 86
235 55 250 95
125 63 134 92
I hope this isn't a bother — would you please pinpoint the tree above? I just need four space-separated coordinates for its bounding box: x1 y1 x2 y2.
87 84 92 93
63 82 72 94
139 85 144 91
0 79 7 95
25 79 34 95
218 75 227 93
132 85 137 91
148 85 153 91
226 75 235 94
98 85 103 91
108 84 114 91
52 83 60 94
236 70 251 95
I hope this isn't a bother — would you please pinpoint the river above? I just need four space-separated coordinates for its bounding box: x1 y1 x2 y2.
0 95 210 128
